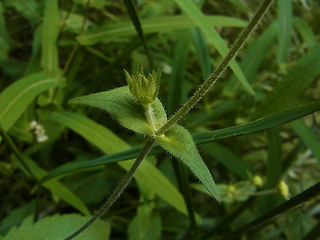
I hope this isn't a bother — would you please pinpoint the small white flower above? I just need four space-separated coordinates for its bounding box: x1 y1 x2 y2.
30 121 48 143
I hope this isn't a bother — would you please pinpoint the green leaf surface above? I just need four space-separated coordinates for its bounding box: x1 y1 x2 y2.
0 72 59 141
41 0 60 73
293 18 317 48
77 15 246 45
49 111 188 215
2 214 110 240
44 100 320 180
69 86 167 135
156 125 220 201
13 157 90 215
277 0 292 64
291 119 320 164
174 0 254 95
253 42 320 119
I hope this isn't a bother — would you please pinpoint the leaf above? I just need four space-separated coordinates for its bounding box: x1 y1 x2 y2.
48 111 188 215
41 0 60 74
0 72 59 141
292 18 316 48
13 157 90 215
44 100 320 180
174 0 254 95
253 43 320 119
2 214 110 240
69 86 167 135
156 125 220 201
291 119 320 164
277 0 292 64
77 15 246 45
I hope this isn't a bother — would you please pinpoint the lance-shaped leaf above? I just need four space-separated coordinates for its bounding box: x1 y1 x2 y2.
69 86 167 135
156 124 220 202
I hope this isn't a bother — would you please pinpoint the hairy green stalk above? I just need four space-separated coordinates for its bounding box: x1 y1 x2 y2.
64 138 156 240
66 0 273 239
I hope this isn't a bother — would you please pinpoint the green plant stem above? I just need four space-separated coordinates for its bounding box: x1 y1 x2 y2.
65 137 156 240
156 0 274 136
0 124 36 180
222 181 320 240
65 1 273 238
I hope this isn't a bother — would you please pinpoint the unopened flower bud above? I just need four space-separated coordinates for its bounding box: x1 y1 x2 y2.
125 63 163 105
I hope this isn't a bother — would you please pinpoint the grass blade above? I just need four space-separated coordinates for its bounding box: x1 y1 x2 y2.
277 0 292 64
41 0 60 74
291 119 320 164
77 15 246 45
174 0 254 95
123 0 153 67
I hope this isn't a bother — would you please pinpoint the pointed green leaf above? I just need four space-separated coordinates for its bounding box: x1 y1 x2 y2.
3 214 110 240
69 86 167 135
0 72 59 142
156 125 220 201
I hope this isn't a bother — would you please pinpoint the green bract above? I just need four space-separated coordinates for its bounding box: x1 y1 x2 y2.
125 64 163 105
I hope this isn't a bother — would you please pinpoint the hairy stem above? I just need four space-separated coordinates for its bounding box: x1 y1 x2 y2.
156 0 273 136
65 138 156 240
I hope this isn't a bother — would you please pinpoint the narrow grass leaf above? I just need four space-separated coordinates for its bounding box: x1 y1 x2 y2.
69 86 167 135
41 0 60 73
174 0 254 95
77 15 246 45
49 111 188 215
0 72 59 141
200 142 252 180
253 43 320 119
44 100 320 178
2 214 110 240
157 125 220 201
293 18 317 48
291 119 320 164
123 0 153 67
277 0 292 64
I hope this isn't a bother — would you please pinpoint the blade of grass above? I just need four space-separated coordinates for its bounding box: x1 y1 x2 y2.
174 0 254 95
293 18 317 48
302 221 320 240
123 0 153 67
43 100 320 180
222 181 320 240
41 0 60 74
291 119 320 164
277 0 292 64
77 15 247 45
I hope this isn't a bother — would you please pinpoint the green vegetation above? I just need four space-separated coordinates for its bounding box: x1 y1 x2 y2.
0 0 319 239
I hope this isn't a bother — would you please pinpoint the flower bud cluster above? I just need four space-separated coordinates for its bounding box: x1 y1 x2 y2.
125 64 163 105
30 121 48 142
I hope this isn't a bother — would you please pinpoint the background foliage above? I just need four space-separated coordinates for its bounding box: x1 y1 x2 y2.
0 0 319 239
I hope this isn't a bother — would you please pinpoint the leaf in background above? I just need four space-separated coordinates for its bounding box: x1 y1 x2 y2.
0 72 59 141
200 142 253 180
291 119 320 164
41 0 60 74
156 124 220 201
2 214 110 240
77 15 246 45
174 0 254 95
277 0 292 64
69 86 167 135
253 43 320 119
293 18 316 49
13 157 90 215
49 111 188 215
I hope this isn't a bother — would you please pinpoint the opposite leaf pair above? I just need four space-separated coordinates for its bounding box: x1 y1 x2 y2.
69 65 220 202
